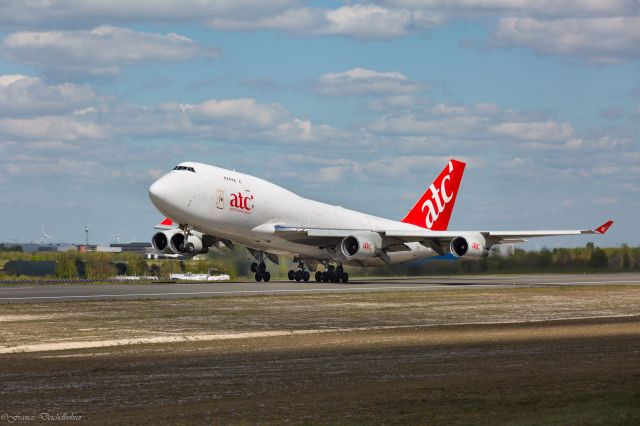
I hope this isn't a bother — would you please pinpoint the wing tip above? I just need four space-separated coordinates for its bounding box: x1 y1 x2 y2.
594 220 614 234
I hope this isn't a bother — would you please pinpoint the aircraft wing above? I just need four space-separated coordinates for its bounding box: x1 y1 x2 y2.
386 220 614 244
273 220 613 254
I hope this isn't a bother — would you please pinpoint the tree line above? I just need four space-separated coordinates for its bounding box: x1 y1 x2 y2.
0 242 638 280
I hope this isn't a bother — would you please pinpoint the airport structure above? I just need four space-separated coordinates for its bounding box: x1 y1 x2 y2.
109 242 153 254
13 242 152 254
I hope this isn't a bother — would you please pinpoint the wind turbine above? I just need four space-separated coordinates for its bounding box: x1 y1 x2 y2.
110 229 124 244
39 225 54 244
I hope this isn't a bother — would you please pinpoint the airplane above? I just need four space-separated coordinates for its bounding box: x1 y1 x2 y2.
148 159 613 283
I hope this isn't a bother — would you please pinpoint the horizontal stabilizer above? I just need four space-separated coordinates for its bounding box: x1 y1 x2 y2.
154 217 176 230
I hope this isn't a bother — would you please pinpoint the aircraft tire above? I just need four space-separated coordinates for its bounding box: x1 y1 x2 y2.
288 270 295 281
250 263 258 273
303 271 310 282
262 272 271 282
322 272 330 283
315 271 322 282
258 262 267 273
295 270 303 281
341 273 349 283
254 272 262 282
331 272 340 283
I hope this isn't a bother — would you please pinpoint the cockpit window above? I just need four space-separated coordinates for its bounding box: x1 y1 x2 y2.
172 166 196 173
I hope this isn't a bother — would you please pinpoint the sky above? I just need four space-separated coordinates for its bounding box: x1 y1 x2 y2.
0 0 638 248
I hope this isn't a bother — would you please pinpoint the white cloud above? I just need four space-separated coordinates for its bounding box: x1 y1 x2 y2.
323 5 443 39
2 26 216 77
430 103 468 115
208 8 324 32
0 0 295 30
273 118 345 143
100 97 343 145
369 111 484 136
0 74 99 117
489 120 575 141
188 98 286 129
4 158 109 180
362 155 454 179
209 5 444 40
474 102 501 115
317 68 420 97
377 0 638 18
0 116 106 141
493 16 640 62
367 95 418 111
0 74 341 145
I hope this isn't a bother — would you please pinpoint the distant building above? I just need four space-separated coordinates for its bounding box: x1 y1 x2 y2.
110 242 152 254
96 246 121 253
77 245 121 253
21 243 77 253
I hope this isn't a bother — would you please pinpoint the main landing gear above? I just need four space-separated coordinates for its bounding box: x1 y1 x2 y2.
315 262 349 283
250 261 270 282
288 258 310 282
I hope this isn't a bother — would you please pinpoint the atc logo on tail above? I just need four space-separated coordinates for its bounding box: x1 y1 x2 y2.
402 159 466 231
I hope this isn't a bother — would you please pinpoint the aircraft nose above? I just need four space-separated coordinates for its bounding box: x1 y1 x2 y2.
148 177 170 207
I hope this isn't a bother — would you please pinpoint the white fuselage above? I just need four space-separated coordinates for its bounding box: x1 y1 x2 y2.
149 162 438 266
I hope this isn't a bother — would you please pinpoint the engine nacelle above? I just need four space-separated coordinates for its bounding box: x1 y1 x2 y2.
340 232 382 260
449 233 489 259
169 233 207 255
151 229 182 254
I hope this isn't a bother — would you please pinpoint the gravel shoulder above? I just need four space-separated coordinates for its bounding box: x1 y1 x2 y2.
1 285 639 424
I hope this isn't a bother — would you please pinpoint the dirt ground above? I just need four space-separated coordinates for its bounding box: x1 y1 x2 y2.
1 285 639 424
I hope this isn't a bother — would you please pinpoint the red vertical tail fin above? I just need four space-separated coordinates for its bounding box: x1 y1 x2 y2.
401 159 466 230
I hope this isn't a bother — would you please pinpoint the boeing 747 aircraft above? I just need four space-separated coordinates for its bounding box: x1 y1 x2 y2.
149 160 613 283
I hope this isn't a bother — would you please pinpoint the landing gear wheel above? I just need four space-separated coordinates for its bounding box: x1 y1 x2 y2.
303 271 310 282
258 262 267 273
331 271 340 283
288 270 295 281
315 271 322 282
250 263 258 273
262 271 271 282
341 272 349 283
254 272 262 282
295 270 303 282
322 272 330 283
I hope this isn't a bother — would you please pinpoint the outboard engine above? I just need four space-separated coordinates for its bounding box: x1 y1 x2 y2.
449 232 489 258
340 232 382 260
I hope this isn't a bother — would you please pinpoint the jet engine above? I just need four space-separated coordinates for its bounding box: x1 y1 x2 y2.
340 232 382 260
449 233 489 259
169 232 207 255
151 229 182 254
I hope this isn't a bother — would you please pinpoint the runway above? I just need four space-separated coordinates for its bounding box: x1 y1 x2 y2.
1 273 639 303
2 275 639 423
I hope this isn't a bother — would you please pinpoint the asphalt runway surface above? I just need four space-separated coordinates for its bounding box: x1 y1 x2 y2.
2 274 640 424
1 273 639 303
